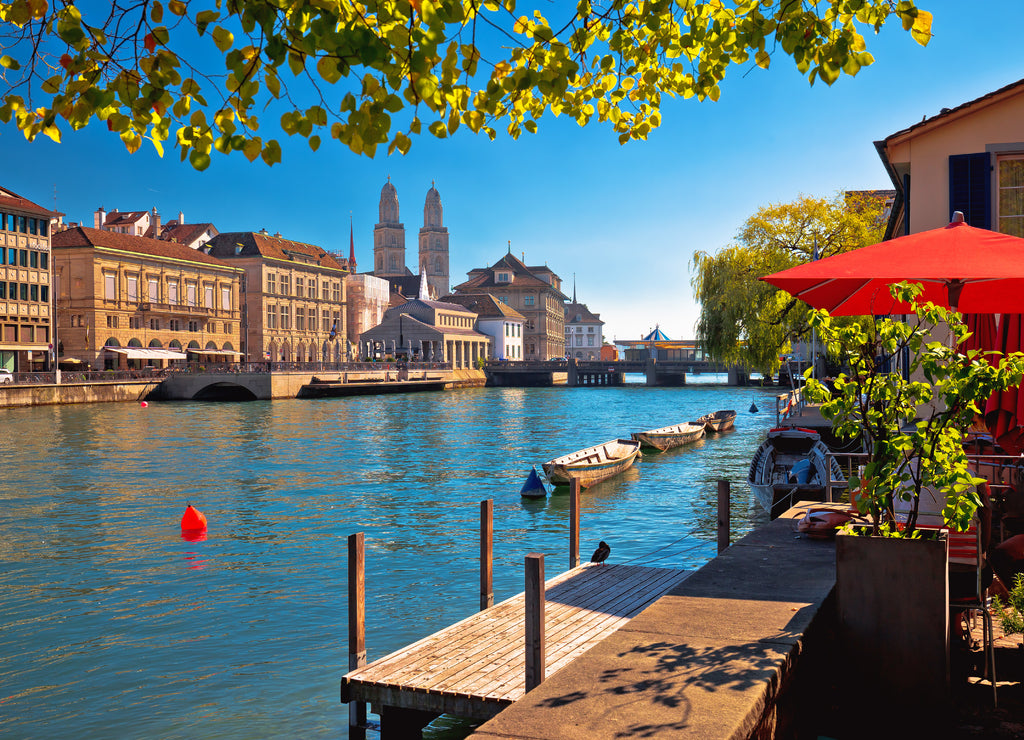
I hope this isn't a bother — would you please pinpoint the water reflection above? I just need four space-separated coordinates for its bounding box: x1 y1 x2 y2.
1 385 777 739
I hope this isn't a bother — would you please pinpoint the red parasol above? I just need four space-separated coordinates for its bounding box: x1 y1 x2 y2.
985 315 1024 455
760 213 1024 315
959 313 999 358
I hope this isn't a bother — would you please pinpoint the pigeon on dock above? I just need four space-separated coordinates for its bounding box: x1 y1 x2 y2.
590 540 611 565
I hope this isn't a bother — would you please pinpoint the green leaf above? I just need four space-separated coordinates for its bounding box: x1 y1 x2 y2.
0 56 20 71
212 26 234 52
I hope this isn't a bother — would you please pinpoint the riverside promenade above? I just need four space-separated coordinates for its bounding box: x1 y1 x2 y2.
467 502 840 740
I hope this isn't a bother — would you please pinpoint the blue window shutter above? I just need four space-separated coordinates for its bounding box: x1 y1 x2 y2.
949 152 991 228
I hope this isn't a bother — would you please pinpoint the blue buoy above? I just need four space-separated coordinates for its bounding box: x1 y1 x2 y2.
749 401 759 413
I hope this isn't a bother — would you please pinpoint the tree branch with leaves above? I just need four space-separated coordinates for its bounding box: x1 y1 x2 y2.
0 0 931 167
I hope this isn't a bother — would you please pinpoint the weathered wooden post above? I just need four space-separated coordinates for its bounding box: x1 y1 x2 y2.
525 553 546 692
481 499 494 610
717 480 730 554
348 532 367 740
569 479 580 569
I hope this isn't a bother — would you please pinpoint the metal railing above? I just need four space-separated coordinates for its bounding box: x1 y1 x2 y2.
775 387 805 425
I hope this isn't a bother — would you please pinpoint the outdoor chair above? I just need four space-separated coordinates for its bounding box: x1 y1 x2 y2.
947 522 998 708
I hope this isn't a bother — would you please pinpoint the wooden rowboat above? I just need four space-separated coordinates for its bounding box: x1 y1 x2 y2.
630 422 705 452
542 438 642 489
694 409 736 433
747 426 845 519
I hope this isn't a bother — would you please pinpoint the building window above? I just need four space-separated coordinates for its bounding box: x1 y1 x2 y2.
148 279 159 302
322 310 330 332
168 281 179 305
29 251 38 268
39 220 48 237
296 307 305 331
523 295 534 306
296 277 304 298
332 282 341 302
204 285 214 309
308 280 317 299
499 295 508 305
267 305 277 329
40 252 48 269
267 273 277 294
998 155 1024 237
40 285 48 302
104 274 116 300
150 318 159 330
0 283 5 299
130 316 142 330
496 271 510 283
19 249 27 267
127 276 138 303
280 274 291 296
30 284 37 301
17 216 26 233
186 282 197 306
8 281 16 300
221 287 231 311
107 315 118 328
169 319 181 331
188 320 200 332
587 336 595 346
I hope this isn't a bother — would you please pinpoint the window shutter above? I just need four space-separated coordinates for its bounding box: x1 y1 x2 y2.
949 152 991 228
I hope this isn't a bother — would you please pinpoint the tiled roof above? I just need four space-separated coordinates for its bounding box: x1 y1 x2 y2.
104 210 149 227
205 232 349 271
52 226 236 269
453 252 564 294
0 186 56 217
441 293 525 320
883 77 1024 143
564 302 603 324
160 223 216 245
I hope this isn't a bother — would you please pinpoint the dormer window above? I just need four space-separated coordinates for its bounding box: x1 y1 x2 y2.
496 271 511 283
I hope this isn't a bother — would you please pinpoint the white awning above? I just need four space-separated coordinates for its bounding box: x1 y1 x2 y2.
105 347 188 360
186 348 244 357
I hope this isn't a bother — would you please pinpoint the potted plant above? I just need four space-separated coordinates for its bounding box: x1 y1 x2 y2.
994 573 1024 647
804 282 1024 708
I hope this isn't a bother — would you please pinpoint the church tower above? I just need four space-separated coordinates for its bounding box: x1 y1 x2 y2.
373 177 406 277
418 182 449 297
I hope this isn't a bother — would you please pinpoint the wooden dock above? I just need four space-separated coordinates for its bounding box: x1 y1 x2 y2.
340 562 691 723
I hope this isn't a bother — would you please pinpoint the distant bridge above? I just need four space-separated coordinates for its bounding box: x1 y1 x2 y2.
154 362 459 401
484 358 754 387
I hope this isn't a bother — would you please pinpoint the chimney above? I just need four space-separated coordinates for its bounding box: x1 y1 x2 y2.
178 210 184 225
152 207 161 237
94 207 105 230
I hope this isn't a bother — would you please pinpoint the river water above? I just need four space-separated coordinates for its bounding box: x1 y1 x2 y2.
0 380 782 739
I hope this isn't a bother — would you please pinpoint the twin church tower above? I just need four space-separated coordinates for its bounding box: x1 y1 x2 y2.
371 177 449 298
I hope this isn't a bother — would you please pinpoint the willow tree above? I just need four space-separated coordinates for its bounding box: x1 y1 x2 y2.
691 192 889 375
0 1 931 168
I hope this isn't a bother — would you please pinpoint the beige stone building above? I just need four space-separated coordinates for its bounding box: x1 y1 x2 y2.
346 272 390 346
0 187 54 371
877 78 1024 237
205 231 350 362
453 253 566 360
51 227 243 369
359 295 491 368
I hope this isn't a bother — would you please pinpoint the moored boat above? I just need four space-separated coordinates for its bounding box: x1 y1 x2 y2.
695 409 737 433
631 422 705 452
542 438 642 489
747 426 845 519
520 466 547 499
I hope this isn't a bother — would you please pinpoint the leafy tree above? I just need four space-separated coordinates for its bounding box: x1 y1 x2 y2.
0 0 931 168
691 191 889 375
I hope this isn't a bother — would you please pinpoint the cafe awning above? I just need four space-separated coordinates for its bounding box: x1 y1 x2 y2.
186 348 244 357
105 347 188 360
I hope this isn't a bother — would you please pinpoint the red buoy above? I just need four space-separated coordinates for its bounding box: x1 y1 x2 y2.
140 401 148 408
181 504 207 532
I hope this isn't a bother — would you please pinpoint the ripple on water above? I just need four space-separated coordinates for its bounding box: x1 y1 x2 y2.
0 384 778 738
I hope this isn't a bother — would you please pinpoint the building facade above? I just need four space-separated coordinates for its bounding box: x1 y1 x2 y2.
0 187 54 372
564 301 604 360
359 297 491 369
371 178 450 298
346 272 390 346
51 227 243 369
442 293 524 360
877 78 1024 237
205 231 350 362
452 253 566 360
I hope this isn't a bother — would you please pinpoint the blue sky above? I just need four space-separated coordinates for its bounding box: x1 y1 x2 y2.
4 1 1022 342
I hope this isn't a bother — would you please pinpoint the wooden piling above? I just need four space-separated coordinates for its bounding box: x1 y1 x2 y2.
481 499 494 610
717 480 730 554
348 532 367 739
569 479 580 569
524 553 546 692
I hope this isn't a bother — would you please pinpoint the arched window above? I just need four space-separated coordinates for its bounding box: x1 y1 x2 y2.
389 255 398 270
128 338 143 347
104 337 120 347
169 339 182 349
148 339 163 347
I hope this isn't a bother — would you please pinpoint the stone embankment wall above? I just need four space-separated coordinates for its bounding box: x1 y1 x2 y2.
0 381 160 408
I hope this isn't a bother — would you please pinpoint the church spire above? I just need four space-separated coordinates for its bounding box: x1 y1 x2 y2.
348 213 357 271
418 265 430 301
573 273 577 303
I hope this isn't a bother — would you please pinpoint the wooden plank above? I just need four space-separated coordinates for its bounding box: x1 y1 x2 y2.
341 563 691 713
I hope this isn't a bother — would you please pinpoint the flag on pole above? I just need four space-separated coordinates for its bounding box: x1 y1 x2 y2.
329 320 337 340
